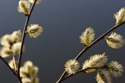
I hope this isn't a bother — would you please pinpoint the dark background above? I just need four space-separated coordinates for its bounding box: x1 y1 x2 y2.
0 0 125 83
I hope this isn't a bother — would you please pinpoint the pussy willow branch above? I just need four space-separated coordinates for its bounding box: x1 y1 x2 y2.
17 0 37 78
0 56 21 82
57 21 125 83
62 64 108 82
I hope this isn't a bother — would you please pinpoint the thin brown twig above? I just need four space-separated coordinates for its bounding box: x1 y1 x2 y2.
62 64 108 82
56 21 125 83
17 0 38 81
0 56 21 82
13 54 17 71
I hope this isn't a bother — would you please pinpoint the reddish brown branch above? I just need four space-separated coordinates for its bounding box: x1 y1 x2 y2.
56 21 125 83
17 0 38 83
0 56 21 82
62 64 108 82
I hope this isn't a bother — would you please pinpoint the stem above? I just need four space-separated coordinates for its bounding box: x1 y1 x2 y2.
75 22 125 60
62 65 108 82
0 56 21 82
56 21 125 83
17 0 37 79
13 55 17 71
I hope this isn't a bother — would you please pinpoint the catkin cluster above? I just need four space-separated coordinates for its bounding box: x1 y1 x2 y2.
64 7 125 83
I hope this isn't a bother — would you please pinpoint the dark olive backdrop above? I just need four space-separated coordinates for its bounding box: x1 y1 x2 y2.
0 0 125 83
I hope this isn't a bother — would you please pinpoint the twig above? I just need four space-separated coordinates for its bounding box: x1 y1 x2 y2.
13 54 17 71
17 0 37 79
56 21 125 83
0 56 21 82
62 65 108 82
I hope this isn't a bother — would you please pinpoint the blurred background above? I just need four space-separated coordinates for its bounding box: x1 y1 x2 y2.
0 0 125 83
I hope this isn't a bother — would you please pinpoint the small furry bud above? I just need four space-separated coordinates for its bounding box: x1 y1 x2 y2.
27 24 43 38
18 0 30 14
104 32 125 49
114 7 125 25
79 27 95 47
65 59 80 74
